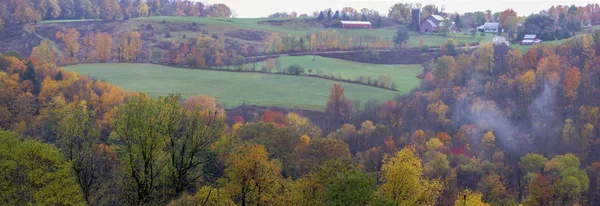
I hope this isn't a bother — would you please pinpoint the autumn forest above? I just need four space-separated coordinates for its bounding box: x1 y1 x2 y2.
2 0 600 206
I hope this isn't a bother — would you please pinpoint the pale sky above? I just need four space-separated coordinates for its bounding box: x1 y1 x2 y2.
202 0 592 18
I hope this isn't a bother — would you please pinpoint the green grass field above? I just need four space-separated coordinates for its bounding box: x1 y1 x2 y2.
64 63 415 111
252 55 422 93
136 16 487 47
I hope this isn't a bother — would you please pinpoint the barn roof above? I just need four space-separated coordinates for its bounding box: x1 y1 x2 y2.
483 22 499 27
425 19 438 28
431 15 445 21
524 34 536 39
341 21 371 25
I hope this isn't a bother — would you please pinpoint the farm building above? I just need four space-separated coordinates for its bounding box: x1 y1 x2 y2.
521 34 542 45
420 15 458 33
341 21 371 29
477 22 500 33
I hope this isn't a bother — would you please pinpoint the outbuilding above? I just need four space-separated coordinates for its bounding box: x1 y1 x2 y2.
341 21 371 29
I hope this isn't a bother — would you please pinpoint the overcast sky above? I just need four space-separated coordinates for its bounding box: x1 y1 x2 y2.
202 0 592 18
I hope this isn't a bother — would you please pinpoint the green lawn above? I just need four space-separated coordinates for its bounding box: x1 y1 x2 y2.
64 63 412 111
251 55 422 93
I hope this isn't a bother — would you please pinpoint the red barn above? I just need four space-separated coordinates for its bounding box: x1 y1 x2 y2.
341 21 371 29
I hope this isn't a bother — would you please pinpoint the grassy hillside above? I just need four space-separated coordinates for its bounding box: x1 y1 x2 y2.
252 55 422 93
138 16 487 47
64 63 413 111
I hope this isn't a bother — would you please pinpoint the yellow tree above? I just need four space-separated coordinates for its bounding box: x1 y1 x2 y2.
476 43 494 75
31 39 58 66
454 190 490 206
563 67 581 104
377 146 443 205
93 32 113 62
137 2 149 17
225 144 282 206
56 28 81 64
81 34 94 61
310 33 317 51
519 70 536 105
117 31 143 63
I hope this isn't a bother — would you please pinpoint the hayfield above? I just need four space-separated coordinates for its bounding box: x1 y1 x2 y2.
252 55 423 93
64 63 414 111
137 16 487 47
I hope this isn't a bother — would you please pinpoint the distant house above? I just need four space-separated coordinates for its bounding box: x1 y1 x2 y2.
477 22 500 33
521 34 542 45
341 21 371 29
420 15 458 33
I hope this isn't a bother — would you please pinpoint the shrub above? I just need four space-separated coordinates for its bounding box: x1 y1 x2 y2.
420 45 429 52
362 49 380 61
287 64 305 75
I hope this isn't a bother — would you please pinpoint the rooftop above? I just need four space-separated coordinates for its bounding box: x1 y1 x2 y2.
340 21 371 25
431 15 446 21
483 22 499 27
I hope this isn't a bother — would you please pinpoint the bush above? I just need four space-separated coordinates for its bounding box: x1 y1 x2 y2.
362 49 380 61
287 64 305 75
420 46 429 52
165 32 172 38
3 50 23 60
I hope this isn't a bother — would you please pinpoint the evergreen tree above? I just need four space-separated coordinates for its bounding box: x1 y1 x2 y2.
318 11 325 20
24 61 40 95
54 70 63 80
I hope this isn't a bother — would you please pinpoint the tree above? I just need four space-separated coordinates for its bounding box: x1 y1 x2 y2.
387 3 411 24
499 9 517 31
477 173 509 205
56 101 108 204
56 28 81 64
111 93 176 204
477 43 494 75
320 160 376 206
137 1 149 17
31 39 57 66
563 67 581 103
442 18 452 35
377 146 444 205
205 3 232 17
520 153 548 174
325 84 352 131
393 27 409 47
93 32 113 62
167 186 235 205
434 55 456 83
167 95 226 195
224 144 282 206
454 190 490 206
0 130 86 205
117 31 143 63
519 70 536 104
286 112 322 138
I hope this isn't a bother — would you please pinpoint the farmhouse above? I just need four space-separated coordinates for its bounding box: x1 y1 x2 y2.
521 34 542 45
477 22 500 33
341 21 371 29
420 15 457 33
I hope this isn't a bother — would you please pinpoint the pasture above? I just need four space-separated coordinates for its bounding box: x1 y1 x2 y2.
252 55 423 93
136 16 487 47
64 63 415 111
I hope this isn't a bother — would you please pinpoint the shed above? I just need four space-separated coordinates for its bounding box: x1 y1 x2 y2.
341 21 371 29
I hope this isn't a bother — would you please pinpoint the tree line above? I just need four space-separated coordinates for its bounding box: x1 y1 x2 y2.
0 0 233 30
